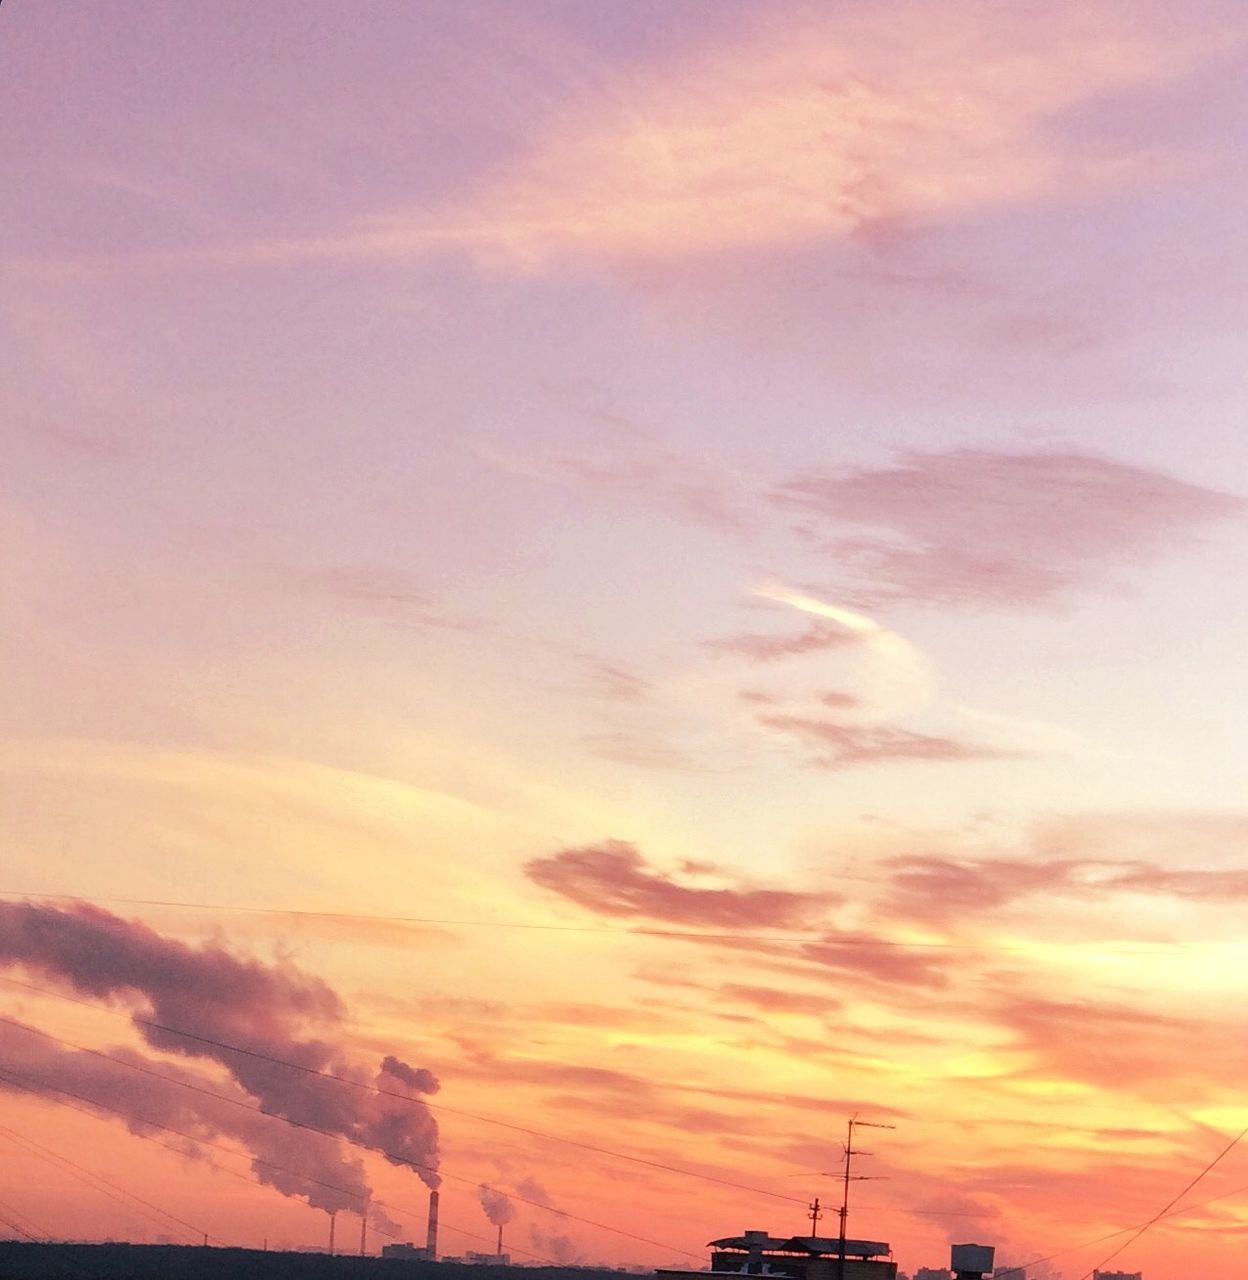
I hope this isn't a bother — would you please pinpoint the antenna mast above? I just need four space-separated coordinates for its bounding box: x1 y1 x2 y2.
836 1117 895 1280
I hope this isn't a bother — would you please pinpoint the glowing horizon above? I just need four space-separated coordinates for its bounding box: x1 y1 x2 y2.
5 3 1248 1278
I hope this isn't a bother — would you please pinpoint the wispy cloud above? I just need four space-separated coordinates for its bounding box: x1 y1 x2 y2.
581 731 707 773
991 994 1221 1093
524 841 836 930
475 434 751 533
200 2 1223 272
755 712 1018 770
41 0 1224 283
284 564 480 631
575 657 652 703
753 584 934 691
706 584 1006 768
793 929 957 991
885 848 1248 925
777 448 1245 609
705 620 860 663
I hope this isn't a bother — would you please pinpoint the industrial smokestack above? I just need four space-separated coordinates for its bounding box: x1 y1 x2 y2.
329 1211 337 1256
426 1189 440 1259
360 1203 368 1257
478 1185 514 1259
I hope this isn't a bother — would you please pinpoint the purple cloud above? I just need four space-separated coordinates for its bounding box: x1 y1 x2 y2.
524 841 836 929
704 619 861 662
777 448 1244 608
884 852 1248 924
757 712 1015 769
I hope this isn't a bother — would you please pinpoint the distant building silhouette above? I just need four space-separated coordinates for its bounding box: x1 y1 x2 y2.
381 1242 435 1261
658 1229 898 1280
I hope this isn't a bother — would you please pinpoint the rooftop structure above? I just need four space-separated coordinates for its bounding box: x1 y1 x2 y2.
949 1245 993 1280
659 1227 897 1280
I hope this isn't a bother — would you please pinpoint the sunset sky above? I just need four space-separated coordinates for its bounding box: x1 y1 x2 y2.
5 3 1248 1277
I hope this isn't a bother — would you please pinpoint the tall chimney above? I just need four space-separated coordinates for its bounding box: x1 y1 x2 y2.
426 1188 440 1259
496 1223 503 1257
329 1212 337 1256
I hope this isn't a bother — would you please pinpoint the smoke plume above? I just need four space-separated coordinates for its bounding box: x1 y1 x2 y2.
380 1055 437 1094
0 899 441 1214
530 1224 583 1265
477 1184 516 1227
0 1017 370 1215
370 1205 404 1237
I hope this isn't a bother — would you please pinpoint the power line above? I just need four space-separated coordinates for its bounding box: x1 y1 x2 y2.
1076 1122 1248 1279
0 1211 42 1243
0 1016 703 1260
0 1122 218 1245
1003 1153 1248 1274
0 1196 99 1280
14 972 1231 1241
0 1195 50 1242
10 1011 1248 1273
0 973 806 1207
0 889 1184 954
0 1065 556 1264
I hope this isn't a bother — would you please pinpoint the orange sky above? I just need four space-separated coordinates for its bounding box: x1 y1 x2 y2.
5 2 1248 1277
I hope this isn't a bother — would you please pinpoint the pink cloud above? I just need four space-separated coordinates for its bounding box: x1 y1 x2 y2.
479 434 750 534
756 712 1015 769
524 840 836 929
1108 863 1248 898
884 855 1084 919
705 620 861 662
578 658 652 703
715 984 839 1016
581 731 706 773
279 563 479 631
777 448 1244 608
818 690 861 710
638 969 839 1017
288 2 1223 270
884 850 1248 924
451 1041 655 1097
991 994 1221 1093
799 930 952 989
550 448 750 533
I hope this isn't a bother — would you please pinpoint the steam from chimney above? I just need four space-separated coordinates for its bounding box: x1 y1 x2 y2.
380 1056 436 1093
529 1225 583 1265
0 1017 371 1215
372 1205 403 1237
477 1184 515 1228
0 900 441 1212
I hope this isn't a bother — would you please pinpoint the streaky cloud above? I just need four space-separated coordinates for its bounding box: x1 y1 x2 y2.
777 447 1245 609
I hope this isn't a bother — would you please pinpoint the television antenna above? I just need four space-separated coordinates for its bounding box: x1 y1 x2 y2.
834 1116 895 1280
